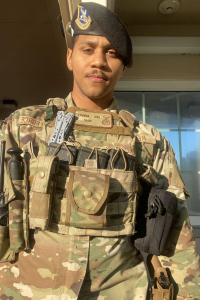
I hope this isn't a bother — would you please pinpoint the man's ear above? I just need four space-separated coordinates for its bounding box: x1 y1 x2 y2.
67 48 73 71
120 65 125 78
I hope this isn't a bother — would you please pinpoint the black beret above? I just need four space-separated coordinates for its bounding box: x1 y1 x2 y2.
69 2 132 68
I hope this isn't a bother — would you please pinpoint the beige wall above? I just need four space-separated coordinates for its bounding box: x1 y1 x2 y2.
127 25 200 37
122 54 200 80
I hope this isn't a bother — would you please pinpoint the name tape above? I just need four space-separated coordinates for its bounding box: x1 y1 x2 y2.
19 116 45 128
75 111 113 128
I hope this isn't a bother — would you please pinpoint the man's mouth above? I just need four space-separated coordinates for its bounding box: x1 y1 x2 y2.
85 71 108 82
88 76 106 82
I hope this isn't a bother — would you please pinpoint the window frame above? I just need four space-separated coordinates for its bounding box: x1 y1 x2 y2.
114 81 200 226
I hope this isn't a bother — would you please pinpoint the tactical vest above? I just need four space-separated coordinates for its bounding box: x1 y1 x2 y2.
1 107 148 261
28 107 138 237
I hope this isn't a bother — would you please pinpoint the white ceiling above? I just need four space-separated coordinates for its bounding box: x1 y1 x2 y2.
115 0 200 25
0 0 199 120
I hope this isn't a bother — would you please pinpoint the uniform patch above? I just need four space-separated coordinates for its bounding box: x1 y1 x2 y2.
19 116 45 127
75 111 113 128
75 5 92 30
136 135 156 144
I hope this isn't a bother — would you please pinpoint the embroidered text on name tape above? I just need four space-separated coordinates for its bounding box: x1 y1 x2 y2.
19 116 45 128
75 111 113 128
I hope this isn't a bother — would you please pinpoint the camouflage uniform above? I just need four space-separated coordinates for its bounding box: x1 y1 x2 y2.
0 93 199 300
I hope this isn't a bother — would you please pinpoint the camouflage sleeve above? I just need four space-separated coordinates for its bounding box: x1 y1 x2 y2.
0 106 45 155
153 130 200 299
0 112 19 153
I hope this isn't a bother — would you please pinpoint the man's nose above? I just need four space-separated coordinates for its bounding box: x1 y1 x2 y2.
90 51 108 69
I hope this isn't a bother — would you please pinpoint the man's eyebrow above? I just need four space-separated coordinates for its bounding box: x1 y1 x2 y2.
78 40 113 48
79 40 97 46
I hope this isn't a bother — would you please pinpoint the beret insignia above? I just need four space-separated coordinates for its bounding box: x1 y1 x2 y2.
75 5 92 30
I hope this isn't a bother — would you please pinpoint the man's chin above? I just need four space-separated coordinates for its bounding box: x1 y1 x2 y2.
83 90 108 100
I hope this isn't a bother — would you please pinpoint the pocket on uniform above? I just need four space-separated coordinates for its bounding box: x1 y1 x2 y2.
67 168 109 228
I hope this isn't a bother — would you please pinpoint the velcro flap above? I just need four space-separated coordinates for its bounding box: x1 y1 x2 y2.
30 192 50 219
68 169 109 214
31 156 59 193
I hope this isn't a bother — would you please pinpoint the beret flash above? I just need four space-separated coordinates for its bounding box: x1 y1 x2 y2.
68 2 132 68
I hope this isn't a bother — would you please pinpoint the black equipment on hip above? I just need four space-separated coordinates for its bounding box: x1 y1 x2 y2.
0 141 8 226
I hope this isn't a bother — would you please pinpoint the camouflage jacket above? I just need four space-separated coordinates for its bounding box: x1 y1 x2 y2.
0 93 199 300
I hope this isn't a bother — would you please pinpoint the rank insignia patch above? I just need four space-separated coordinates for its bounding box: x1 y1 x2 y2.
75 5 92 30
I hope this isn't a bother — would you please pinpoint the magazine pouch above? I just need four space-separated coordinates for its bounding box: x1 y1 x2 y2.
29 155 59 230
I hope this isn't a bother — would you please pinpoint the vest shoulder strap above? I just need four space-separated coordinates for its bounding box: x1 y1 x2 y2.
119 110 135 131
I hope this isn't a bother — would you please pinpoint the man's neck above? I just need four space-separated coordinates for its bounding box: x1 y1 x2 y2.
71 90 113 111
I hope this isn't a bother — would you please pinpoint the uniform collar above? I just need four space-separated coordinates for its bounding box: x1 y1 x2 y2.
64 93 119 114
65 93 75 108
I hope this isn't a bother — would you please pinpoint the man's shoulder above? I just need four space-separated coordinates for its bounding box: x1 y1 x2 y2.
5 104 47 125
10 104 46 118
134 120 162 150
119 109 161 144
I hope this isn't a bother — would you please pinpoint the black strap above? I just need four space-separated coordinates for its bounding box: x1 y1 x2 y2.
140 251 155 300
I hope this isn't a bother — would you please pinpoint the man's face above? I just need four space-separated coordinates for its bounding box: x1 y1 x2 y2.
67 35 124 101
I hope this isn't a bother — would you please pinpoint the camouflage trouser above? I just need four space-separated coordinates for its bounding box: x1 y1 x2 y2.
0 230 148 300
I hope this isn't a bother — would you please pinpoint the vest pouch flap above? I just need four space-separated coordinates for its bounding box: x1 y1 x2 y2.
67 169 109 229
29 192 50 231
29 155 59 231
31 156 59 193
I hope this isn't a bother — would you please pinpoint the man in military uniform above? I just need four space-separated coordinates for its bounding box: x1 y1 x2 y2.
0 2 199 300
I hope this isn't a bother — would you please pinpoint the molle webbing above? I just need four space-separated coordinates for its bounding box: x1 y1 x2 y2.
73 124 132 136
50 221 136 237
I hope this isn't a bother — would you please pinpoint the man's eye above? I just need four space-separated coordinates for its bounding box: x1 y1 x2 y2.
107 50 118 57
82 48 93 53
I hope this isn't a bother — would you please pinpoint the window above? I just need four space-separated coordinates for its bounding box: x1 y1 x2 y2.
114 91 200 216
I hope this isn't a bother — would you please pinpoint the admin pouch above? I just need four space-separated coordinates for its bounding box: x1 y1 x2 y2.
51 165 138 236
66 168 109 229
134 186 178 256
